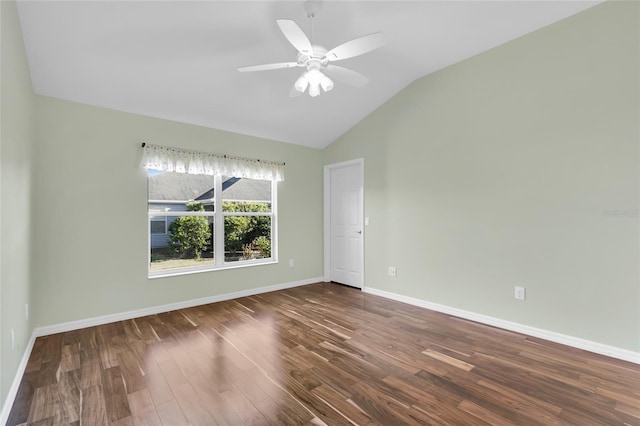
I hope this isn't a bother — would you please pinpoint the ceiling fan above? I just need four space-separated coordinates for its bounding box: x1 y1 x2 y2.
237 4 387 98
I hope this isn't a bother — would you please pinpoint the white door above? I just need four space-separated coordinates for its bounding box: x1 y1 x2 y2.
328 162 363 288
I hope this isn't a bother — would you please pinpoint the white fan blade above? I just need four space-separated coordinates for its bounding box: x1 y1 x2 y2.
237 62 299 72
277 19 313 56
326 65 369 88
325 32 387 62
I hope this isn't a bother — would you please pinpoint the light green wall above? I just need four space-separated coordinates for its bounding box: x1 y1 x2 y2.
1 0 35 404
32 96 323 327
325 1 639 352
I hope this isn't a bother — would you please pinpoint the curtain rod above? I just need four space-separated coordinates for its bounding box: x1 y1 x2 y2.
140 142 285 165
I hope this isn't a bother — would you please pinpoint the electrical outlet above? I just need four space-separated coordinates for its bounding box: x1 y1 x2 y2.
388 266 397 277
289 259 294 268
365 217 370 226
515 286 526 301
10 329 15 349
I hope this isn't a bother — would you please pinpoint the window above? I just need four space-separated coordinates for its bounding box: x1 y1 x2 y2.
150 216 167 235
222 177 272 263
148 172 277 276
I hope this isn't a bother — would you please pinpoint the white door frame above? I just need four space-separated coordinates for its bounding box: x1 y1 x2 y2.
323 158 365 288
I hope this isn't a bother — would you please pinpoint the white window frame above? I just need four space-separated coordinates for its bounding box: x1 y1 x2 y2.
148 175 277 278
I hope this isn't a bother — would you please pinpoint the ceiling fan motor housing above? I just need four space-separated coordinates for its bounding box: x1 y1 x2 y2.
297 45 329 69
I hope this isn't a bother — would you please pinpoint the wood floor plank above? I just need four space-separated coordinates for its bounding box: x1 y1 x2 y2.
25 338 47 374
78 329 99 365
192 381 244 425
58 370 81 424
6 374 33 425
79 360 102 390
109 416 133 426
156 358 188 391
95 322 122 369
126 389 161 426
348 380 431 425
172 382 217 425
26 384 61 424
422 348 475 371
220 387 269 424
311 384 376 425
116 351 145 394
101 366 131 422
7 282 640 425
223 366 272 405
155 398 188 426
80 384 107 426
254 397 316 426
458 399 517 425
143 370 173 406
615 401 640 420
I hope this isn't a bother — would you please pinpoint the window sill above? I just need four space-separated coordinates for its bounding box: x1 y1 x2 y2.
148 259 278 279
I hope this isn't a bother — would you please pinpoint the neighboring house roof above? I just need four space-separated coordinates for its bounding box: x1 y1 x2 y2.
148 172 270 202
221 177 271 202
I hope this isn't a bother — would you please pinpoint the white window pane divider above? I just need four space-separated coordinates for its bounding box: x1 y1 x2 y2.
148 211 214 217
222 212 272 217
214 175 225 267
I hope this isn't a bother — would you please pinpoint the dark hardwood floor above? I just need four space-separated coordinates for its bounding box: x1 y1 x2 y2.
7 282 640 425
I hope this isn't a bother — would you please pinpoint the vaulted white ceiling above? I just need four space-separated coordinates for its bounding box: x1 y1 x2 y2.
17 1 601 149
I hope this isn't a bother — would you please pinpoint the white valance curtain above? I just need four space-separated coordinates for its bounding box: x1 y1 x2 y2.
140 143 285 181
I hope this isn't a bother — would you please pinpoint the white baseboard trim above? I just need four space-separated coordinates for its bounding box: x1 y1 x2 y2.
0 277 322 424
33 277 322 337
363 287 640 365
1 333 36 426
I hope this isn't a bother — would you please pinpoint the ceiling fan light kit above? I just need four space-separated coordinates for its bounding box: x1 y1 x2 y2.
238 4 387 98
295 55 334 97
